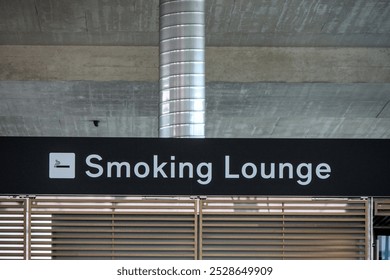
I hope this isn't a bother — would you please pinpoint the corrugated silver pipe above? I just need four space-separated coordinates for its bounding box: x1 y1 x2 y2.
159 0 205 138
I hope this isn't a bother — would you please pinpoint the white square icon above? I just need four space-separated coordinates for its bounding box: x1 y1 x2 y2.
49 153 75 179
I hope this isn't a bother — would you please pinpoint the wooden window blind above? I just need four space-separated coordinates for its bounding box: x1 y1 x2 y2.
0 198 27 260
375 199 390 216
200 198 368 260
29 197 197 260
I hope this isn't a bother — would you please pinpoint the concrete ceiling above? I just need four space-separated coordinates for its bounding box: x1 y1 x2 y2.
0 0 390 138
1 0 389 47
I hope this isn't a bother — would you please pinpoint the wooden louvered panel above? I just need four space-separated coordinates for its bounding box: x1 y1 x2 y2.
0 199 26 260
29 198 197 260
1 196 372 260
200 198 368 260
375 199 390 216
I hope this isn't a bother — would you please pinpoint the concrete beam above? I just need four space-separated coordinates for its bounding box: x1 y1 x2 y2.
0 46 159 81
207 47 390 83
0 46 389 83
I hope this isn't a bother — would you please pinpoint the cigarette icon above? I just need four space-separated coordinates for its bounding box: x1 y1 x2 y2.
49 153 75 179
54 160 70 168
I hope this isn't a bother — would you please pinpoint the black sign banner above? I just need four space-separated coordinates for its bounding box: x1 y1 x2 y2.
0 137 389 196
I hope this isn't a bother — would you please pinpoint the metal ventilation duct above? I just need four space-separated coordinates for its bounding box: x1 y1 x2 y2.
159 0 205 138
